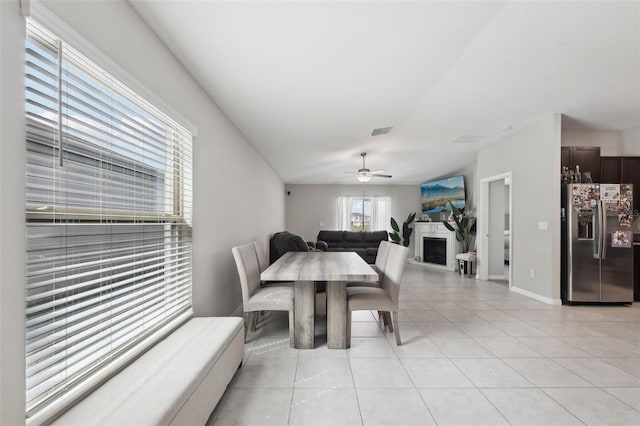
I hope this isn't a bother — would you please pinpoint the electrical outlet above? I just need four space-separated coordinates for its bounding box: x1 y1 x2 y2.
530 269 535 279
319 222 324 228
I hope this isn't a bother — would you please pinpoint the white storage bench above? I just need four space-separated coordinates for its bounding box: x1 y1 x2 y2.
54 317 244 426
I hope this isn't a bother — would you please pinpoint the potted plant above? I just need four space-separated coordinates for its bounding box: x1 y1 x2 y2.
442 200 476 253
390 213 416 247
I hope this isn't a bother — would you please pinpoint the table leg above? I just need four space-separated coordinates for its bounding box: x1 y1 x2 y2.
294 280 316 349
327 280 348 349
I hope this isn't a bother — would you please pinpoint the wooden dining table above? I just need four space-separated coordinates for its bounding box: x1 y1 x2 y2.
260 251 378 349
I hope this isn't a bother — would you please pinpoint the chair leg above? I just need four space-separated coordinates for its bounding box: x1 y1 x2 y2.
385 312 394 332
346 309 352 348
243 313 251 342
392 311 401 345
288 310 295 348
250 311 258 331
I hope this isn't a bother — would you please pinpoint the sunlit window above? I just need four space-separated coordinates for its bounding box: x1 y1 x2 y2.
24 21 193 418
337 196 390 232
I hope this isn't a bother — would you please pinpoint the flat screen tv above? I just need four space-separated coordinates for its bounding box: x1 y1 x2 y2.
421 175 466 214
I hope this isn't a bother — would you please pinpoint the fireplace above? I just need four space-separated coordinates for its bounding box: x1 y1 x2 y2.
413 222 459 271
423 237 447 265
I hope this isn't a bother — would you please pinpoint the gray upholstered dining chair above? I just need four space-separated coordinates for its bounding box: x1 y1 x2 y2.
346 240 391 288
346 243 410 345
252 241 293 288
232 242 295 345
346 240 392 327
252 241 269 274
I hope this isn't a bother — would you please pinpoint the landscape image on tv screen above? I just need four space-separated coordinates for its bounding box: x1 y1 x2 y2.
421 175 466 214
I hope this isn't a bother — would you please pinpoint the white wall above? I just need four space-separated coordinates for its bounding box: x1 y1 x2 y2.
561 129 623 156
477 114 562 302
621 125 640 155
1 1 284 423
285 183 419 245
457 162 478 214
0 1 27 423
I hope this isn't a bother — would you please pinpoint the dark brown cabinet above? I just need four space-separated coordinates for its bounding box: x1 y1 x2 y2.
562 146 601 182
600 156 622 183
601 156 640 213
622 157 640 213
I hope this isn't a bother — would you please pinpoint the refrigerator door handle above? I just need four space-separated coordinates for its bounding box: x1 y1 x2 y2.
600 200 607 260
593 204 601 260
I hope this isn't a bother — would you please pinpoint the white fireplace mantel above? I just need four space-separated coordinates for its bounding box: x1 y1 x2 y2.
413 222 460 271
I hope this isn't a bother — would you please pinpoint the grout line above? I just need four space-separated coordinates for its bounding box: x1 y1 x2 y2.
347 324 366 426
286 333 301 426
600 387 640 413
538 388 591 425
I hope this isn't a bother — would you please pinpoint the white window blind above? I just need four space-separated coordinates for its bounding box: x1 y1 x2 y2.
25 21 193 418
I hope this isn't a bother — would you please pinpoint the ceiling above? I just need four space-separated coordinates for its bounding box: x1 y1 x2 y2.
130 1 640 185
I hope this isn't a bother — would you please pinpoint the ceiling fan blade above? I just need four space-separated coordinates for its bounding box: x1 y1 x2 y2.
345 153 391 180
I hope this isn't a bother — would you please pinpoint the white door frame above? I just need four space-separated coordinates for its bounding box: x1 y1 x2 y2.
478 172 513 287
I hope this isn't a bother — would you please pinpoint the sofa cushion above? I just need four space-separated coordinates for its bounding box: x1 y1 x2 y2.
317 230 344 243
289 235 310 251
269 231 310 264
316 230 387 264
344 231 365 242
364 230 389 243
345 241 369 248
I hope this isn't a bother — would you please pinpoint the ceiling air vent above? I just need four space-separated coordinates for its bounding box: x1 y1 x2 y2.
450 135 482 144
369 126 393 137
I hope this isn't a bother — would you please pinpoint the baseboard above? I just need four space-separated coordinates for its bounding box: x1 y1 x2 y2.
488 275 507 280
510 286 562 305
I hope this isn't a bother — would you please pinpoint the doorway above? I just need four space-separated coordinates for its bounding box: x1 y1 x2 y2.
479 173 513 288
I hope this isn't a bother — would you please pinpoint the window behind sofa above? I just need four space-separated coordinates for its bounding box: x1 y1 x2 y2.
24 21 193 419
337 196 390 231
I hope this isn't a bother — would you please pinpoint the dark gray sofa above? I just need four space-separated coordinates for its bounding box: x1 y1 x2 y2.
316 230 389 264
269 231 317 264
269 231 325 291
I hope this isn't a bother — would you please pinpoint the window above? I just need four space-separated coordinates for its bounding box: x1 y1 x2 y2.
350 198 371 231
337 196 390 232
24 21 193 419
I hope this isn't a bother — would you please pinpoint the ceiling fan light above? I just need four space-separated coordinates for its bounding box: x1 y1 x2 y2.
358 174 371 183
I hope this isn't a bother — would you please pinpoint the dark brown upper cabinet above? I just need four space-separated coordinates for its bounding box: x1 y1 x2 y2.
622 157 640 213
600 156 640 212
600 156 622 183
562 146 601 182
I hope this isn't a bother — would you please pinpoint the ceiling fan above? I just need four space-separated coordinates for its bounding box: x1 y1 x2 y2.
346 152 392 183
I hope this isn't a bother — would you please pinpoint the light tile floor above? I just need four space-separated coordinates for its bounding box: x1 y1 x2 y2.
209 264 640 426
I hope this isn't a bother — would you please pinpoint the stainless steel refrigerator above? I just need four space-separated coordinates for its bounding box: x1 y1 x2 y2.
566 183 634 303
